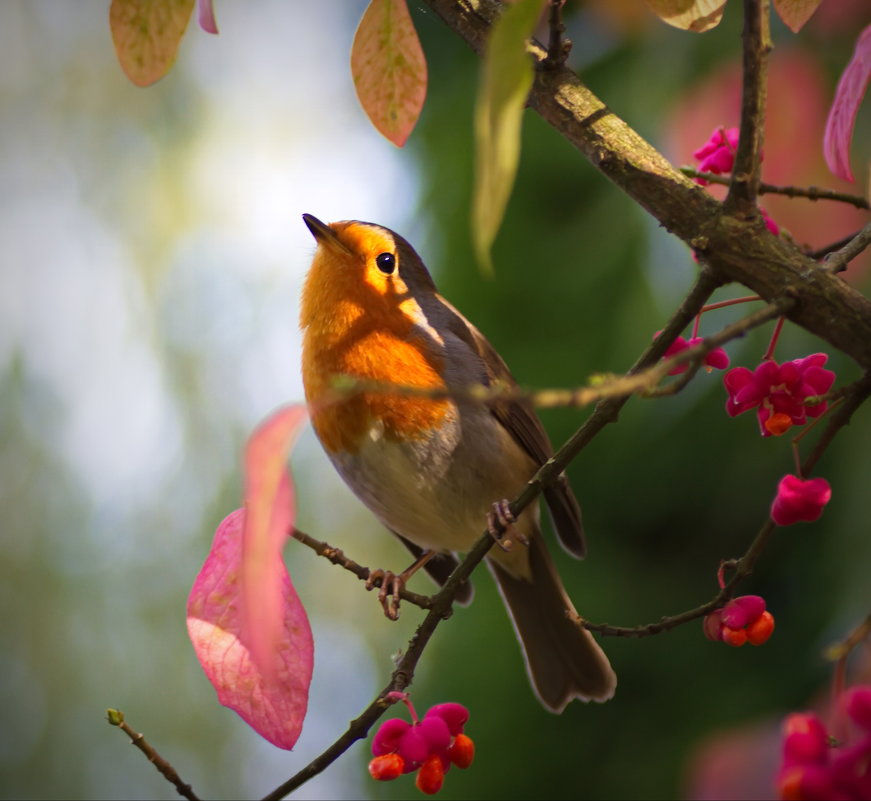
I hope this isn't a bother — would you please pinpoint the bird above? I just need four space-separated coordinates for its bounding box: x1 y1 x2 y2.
299 213 616 713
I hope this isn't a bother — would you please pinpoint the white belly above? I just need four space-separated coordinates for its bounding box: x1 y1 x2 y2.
326 404 540 567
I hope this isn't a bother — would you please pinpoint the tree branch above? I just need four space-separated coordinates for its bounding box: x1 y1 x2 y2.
106 709 199 801
725 0 770 214
824 220 871 274
680 168 870 210
422 0 871 370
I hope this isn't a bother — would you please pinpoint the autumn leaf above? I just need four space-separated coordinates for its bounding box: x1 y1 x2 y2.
351 0 428 147
824 24 871 183
644 0 728 33
472 0 546 274
187 405 313 750
197 0 219 34
109 0 196 87
772 0 822 34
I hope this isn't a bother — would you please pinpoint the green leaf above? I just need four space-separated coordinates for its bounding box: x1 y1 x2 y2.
772 0 822 33
472 0 546 274
350 0 428 147
109 0 195 87
644 0 728 33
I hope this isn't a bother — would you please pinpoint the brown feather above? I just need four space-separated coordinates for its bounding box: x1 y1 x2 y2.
437 296 586 558
488 534 615 711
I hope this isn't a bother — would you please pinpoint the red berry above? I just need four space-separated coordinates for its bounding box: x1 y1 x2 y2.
721 626 748 647
415 754 445 795
448 733 475 769
368 753 404 781
746 611 775 645
765 412 793 436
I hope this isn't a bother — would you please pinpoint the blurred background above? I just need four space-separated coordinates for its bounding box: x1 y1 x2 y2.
1 1 869 799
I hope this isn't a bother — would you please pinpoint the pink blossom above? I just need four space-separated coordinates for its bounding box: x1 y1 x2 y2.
723 353 836 437
770 475 832 526
703 595 774 647
369 698 474 793
776 685 871 800
824 24 871 183
656 333 730 375
693 127 741 183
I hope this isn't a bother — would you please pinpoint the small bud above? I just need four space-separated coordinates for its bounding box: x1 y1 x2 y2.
771 475 832 526
844 685 871 730
782 713 828 764
369 753 405 782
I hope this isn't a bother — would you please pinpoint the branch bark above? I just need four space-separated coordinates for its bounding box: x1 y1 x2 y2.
422 0 871 369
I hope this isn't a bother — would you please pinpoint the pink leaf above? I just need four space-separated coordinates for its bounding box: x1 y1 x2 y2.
197 0 218 34
109 0 196 87
187 405 312 749
350 0 428 147
824 24 871 183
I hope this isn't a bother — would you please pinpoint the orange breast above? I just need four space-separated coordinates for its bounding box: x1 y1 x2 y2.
302 309 450 455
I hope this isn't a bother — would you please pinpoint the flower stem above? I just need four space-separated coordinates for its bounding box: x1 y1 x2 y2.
762 316 785 361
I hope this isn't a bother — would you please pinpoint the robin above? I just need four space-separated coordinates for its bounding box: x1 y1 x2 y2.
300 214 616 713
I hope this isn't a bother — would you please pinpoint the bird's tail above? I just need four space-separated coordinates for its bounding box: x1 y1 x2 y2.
488 536 616 713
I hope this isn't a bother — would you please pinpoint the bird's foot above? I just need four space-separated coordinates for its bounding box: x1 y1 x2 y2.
487 499 528 551
365 550 436 620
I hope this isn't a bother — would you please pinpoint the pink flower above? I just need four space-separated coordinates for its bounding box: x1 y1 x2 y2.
656 333 730 375
723 354 836 437
693 127 741 183
776 685 871 800
703 595 775 647
824 24 871 183
369 697 474 794
770 475 832 526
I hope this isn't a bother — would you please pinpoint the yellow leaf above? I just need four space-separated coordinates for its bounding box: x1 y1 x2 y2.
472 0 546 274
350 0 427 147
772 0 822 33
644 0 728 33
110 0 195 87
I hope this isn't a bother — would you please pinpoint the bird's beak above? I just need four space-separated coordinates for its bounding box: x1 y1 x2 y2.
303 213 352 256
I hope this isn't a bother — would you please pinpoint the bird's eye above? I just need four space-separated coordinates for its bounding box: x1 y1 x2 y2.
375 252 396 274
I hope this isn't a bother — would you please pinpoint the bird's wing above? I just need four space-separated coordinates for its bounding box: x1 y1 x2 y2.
437 296 586 558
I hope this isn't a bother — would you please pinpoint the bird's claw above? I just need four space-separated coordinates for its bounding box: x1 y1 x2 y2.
366 568 403 620
487 499 527 551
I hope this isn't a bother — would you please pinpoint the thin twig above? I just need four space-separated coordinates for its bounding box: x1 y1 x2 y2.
320 291 792 414
825 611 871 663
682 168 870 210
291 529 437 611
106 709 199 801
809 230 867 260
725 0 770 214
823 219 871 274
540 0 569 69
